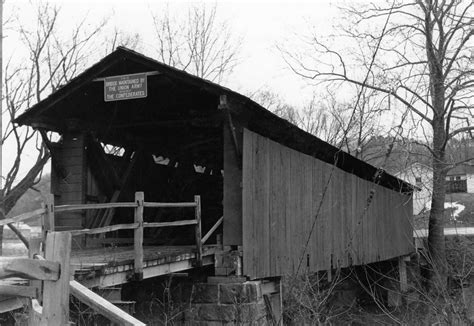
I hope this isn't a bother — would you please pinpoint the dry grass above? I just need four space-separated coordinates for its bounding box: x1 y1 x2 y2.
281 246 474 326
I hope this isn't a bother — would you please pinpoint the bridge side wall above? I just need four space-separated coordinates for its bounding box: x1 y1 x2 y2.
51 133 87 231
242 129 413 279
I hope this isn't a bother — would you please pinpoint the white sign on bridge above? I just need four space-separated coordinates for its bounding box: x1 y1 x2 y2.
104 73 147 102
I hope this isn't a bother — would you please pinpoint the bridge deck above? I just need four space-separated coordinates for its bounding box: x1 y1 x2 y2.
71 245 219 288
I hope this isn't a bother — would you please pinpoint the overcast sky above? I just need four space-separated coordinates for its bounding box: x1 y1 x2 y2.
3 0 345 177
6 0 341 105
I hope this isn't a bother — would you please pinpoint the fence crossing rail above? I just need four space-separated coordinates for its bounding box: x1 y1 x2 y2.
0 191 208 325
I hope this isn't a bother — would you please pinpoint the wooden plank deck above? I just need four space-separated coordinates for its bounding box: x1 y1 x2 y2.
71 245 218 288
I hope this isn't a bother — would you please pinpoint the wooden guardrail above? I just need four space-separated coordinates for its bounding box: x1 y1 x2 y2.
1 231 146 325
0 208 46 227
51 191 203 277
2 191 204 277
0 191 227 325
70 280 145 326
0 232 70 325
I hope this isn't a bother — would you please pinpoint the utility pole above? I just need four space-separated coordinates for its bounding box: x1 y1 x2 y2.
0 1 3 195
0 0 4 255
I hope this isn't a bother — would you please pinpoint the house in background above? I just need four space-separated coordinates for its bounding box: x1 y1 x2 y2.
396 162 433 215
396 161 474 215
446 164 474 194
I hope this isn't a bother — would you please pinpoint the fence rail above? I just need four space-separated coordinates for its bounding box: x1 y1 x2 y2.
0 208 46 227
0 231 145 325
52 192 202 277
69 223 139 236
0 191 204 325
2 191 204 280
55 202 137 212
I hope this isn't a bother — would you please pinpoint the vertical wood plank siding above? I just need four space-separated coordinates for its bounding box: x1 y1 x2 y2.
52 134 86 231
242 129 413 279
223 124 243 245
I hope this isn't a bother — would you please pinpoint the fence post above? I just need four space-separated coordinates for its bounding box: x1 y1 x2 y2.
134 192 144 280
28 238 42 299
41 231 71 326
399 256 408 293
28 237 43 325
194 195 202 266
43 194 55 234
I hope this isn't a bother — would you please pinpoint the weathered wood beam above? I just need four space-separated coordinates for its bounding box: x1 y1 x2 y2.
86 137 121 196
78 255 215 288
29 238 43 308
202 216 223 245
39 129 67 180
86 237 157 246
0 285 37 298
28 299 43 325
194 195 203 266
143 202 197 208
56 202 136 213
399 256 408 292
42 232 71 326
43 194 55 232
0 208 45 226
96 150 140 228
70 280 146 326
143 220 198 228
0 258 59 281
69 223 139 236
134 192 144 280
0 297 28 314
219 95 241 166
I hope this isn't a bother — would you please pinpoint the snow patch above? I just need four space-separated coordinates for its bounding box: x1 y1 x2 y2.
423 201 465 221
445 202 465 221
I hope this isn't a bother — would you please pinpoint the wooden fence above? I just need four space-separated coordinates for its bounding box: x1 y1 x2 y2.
52 192 203 276
0 191 207 325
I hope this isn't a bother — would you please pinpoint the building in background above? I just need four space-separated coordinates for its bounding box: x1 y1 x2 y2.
396 163 433 215
446 164 474 194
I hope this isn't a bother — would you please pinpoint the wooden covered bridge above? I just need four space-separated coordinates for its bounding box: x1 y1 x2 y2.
3 47 415 324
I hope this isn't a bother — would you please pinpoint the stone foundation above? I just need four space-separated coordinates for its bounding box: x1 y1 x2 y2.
181 278 280 325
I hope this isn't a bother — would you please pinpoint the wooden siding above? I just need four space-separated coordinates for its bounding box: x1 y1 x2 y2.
51 134 86 231
223 123 243 245
243 129 413 279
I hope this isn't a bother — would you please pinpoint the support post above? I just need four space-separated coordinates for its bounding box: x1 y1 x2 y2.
41 232 71 326
134 192 144 280
194 195 203 266
219 95 241 161
399 256 408 293
43 194 55 233
28 238 42 304
28 238 43 325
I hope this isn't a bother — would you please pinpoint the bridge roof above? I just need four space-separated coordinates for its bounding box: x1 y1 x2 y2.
15 47 414 193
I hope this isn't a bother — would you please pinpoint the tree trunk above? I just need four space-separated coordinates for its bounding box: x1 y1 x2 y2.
0 148 50 254
427 118 448 288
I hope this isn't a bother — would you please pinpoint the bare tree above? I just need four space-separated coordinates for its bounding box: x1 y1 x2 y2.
250 88 387 159
101 27 141 55
151 3 240 83
282 0 473 285
0 3 106 251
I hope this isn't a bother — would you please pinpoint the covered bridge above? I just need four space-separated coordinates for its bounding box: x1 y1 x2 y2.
16 47 414 284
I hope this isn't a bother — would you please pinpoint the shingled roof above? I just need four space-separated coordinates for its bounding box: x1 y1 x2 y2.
15 46 414 193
